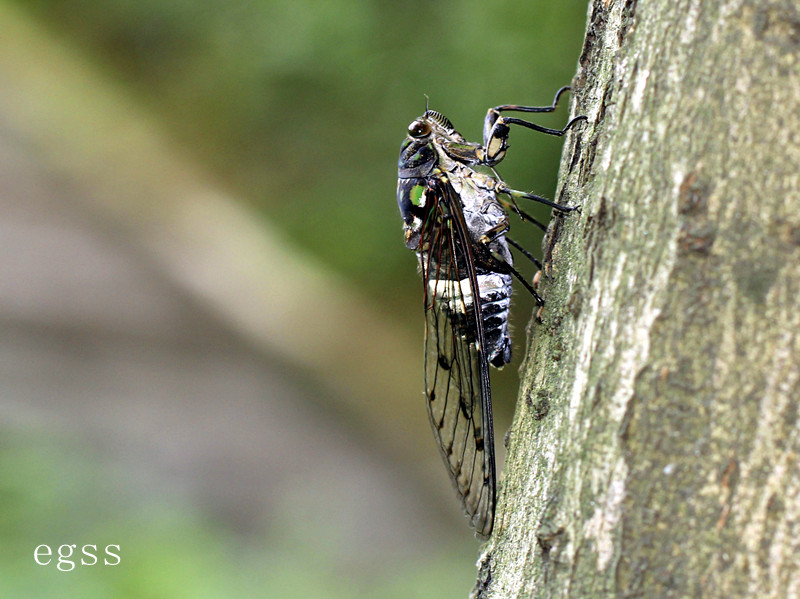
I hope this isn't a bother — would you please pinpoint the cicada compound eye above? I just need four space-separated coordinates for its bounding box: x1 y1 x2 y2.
408 119 431 138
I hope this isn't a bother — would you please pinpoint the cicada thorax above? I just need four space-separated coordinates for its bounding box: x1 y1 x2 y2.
449 169 514 369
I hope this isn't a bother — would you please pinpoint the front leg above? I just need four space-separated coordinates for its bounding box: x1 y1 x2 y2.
481 113 512 166
481 86 583 165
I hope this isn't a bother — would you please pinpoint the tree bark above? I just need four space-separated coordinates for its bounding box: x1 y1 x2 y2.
475 1 800 597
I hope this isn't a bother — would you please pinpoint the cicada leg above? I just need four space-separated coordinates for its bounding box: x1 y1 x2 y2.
506 237 542 271
477 228 546 313
497 185 580 213
478 221 510 245
481 86 587 165
497 196 548 232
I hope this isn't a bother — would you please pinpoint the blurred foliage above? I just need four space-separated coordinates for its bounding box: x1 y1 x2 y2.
17 0 588 316
0 432 477 598
5 1 588 595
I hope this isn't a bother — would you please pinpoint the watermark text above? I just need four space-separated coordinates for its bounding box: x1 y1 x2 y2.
34 544 121 571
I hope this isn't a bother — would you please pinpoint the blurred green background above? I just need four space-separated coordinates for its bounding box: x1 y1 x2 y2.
0 0 587 596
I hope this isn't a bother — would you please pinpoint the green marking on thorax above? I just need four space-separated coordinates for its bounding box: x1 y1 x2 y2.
410 184 425 206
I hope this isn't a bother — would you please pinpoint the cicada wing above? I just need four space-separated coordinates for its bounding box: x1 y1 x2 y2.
421 180 496 538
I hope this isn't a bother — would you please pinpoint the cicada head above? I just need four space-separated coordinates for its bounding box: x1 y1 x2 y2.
397 128 437 179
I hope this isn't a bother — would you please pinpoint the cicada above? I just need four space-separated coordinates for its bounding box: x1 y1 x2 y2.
397 87 585 537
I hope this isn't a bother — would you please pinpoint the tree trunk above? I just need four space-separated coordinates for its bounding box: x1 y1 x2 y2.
475 1 800 597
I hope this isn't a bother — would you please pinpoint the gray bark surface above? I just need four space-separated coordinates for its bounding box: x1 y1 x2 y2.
476 1 800 597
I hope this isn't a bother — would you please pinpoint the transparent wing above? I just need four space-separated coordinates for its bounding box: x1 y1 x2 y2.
420 178 496 538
